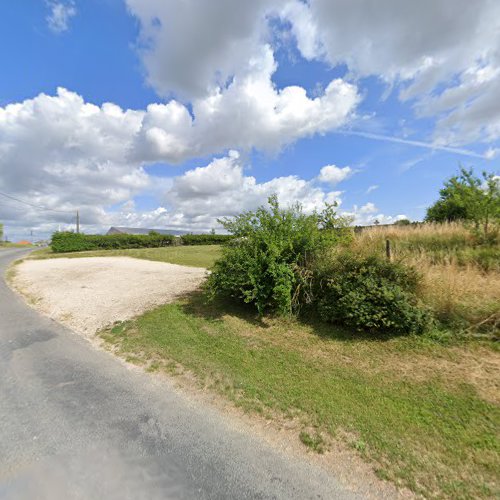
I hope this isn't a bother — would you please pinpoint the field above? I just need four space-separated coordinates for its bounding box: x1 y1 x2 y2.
28 224 500 497
29 245 221 268
351 223 499 335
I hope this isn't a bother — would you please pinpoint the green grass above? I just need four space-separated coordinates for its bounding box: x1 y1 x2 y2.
29 245 222 268
0 243 34 249
101 294 499 499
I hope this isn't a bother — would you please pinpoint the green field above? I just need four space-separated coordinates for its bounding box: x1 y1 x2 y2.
101 294 499 499
29 245 221 268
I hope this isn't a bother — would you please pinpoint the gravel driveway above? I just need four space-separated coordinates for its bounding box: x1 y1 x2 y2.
12 256 207 336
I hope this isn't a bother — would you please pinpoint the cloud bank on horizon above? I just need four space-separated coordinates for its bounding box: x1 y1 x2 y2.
0 0 499 239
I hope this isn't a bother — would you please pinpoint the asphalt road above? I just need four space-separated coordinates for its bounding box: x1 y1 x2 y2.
0 248 362 500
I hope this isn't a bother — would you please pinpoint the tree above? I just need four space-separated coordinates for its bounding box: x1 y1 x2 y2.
426 168 500 237
0 223 3 242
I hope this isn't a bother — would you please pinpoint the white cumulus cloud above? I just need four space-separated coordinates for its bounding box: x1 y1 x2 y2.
281 0 500 146
162 151 343 229
46 1 77 33
317 165 352 186
134 46 360 162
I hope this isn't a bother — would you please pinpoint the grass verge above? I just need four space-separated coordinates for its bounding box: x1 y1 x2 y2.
0 243 34 249
100 293 499 499
29 245 222 268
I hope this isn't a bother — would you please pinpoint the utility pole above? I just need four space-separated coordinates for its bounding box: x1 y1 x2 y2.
76 210 80 234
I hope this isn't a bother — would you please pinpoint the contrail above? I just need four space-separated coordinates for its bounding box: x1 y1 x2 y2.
338 130 488 159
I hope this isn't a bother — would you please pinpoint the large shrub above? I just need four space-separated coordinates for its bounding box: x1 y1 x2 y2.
181 233 234 245
314 253 432 335
206 195 352 315
51 231 175 252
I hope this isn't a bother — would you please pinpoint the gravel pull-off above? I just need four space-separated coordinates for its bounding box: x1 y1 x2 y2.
13 257 207 336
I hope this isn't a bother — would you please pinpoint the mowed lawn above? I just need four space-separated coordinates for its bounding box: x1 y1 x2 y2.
101 294 500 499
29 245 222 268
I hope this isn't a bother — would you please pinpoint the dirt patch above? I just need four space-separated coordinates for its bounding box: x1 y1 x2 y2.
12 257 207 338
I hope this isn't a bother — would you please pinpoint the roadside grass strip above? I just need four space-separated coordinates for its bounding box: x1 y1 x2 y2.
100 294 500 499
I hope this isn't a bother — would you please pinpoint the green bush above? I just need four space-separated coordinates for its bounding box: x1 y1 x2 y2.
206 195 353 315
181 233 234 245
314 253 432 335
51 231 175 252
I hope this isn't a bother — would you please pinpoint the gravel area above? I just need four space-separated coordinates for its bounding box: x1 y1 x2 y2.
13 257 207 337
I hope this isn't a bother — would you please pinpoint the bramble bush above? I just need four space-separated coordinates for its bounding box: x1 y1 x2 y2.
314 252 432 335
206 195 353 315
51 231 175 252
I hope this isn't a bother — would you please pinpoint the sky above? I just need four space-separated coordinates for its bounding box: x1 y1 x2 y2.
0 0 499 241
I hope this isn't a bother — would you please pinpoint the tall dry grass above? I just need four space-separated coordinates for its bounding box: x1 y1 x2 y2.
350 223 500 335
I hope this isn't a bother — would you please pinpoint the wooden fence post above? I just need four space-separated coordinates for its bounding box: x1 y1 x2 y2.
386 239 392 261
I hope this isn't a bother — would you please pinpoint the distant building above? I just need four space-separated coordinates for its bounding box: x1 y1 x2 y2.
106 226 193 237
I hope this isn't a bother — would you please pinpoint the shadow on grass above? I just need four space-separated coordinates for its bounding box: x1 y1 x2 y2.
178 289 271 329
177 289 405 343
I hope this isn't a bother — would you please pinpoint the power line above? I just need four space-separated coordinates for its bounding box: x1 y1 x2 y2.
0 201 29 212
0 190 83 239
0 191 75 214
0 190 75 214
0 191 80 234
0 190 74 213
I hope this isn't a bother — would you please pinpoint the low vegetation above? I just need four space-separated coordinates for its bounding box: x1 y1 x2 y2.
101 295 499 499
314 252 432 335
207 196 441 336
206 195 353 315
352 223 499 336
0 242 34 249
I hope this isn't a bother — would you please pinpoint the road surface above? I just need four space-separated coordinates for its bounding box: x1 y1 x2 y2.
0 248 363 499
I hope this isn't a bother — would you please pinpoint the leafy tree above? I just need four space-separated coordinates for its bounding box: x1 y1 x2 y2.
0 223 3 242
206 195 352 315
426 168 500 237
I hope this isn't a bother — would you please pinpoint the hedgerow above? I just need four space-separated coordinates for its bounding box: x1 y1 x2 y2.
51 231 176 252
181 234 234 245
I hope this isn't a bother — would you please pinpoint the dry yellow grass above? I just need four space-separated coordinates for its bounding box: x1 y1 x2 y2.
351 222 476 256
422 262 499 329
349 223 500 334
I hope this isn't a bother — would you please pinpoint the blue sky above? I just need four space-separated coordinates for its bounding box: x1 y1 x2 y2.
0 0 498 240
